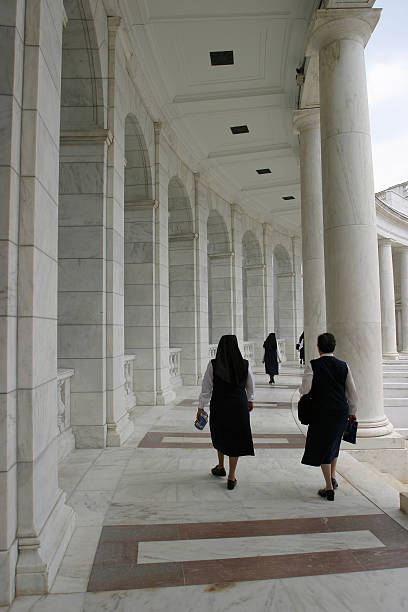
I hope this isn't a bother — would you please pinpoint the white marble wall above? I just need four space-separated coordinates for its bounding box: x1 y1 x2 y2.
0 1 23 604
15 0 75 596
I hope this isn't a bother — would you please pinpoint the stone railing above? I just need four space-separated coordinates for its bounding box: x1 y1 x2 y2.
57 368 75 461
208 344 217 359
243 341 255 365
123 354 137 413
208 342 256 365
278 338 287 363
169 348 183 387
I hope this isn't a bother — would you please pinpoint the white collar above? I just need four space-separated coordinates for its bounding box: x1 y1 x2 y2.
320 353 334 357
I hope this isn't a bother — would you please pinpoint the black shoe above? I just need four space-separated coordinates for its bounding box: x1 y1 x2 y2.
318 488 334 501
227 479 237 490
332 478 338 489
211 466 226 477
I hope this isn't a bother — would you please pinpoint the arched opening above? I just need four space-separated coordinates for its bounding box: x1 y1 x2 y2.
168 177 195 385
207 210 232 345
273 245 295 360
242 231 264 345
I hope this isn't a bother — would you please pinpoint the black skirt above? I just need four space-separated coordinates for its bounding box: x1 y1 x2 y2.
301 407 348 467
209 374 254 457
264 348 279 375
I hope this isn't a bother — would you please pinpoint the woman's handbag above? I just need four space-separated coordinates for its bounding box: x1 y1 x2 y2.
298 393 314 425
343 419 358 444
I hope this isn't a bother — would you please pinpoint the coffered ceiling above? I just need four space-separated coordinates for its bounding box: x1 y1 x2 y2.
106 0 321 235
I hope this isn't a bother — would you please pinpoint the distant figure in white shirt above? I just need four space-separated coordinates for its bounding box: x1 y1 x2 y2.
300 333 358 501
196 335 255 490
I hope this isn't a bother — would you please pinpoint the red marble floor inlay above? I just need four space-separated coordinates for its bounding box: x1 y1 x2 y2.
138 431 305 449
87 514 408 592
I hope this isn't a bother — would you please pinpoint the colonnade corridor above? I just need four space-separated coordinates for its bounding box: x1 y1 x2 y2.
8 364 408 612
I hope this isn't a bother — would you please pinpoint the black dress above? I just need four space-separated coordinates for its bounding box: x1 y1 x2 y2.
263 333 279 376
209 359 255 457
301 356 349 467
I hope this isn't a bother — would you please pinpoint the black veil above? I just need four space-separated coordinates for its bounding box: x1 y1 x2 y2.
213 335 247 385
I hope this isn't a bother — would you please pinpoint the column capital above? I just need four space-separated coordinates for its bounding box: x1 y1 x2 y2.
378 237 392 247
108 16 122 33
293 108 320 134
306 8 381 56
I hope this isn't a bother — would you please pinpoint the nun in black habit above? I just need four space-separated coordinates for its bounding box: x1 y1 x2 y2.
263 332 281 384
196 335 255 490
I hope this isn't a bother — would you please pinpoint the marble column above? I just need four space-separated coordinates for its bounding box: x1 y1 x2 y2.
378 239 398 359
58 129 112 448
230 204 243 345
400 248 408 355
293 109 326 363
194 173 209 383
105 16 134 445
208 252 234 345
0 1 23 603
263 224 275 336
307 7 392 436
16 0 75 595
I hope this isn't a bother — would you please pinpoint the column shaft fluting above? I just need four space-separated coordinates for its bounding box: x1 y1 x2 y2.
378 240 398 358
308 8 392 435
293 109 326 363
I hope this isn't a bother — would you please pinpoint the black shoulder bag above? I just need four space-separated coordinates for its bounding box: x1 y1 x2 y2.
298 393 314 425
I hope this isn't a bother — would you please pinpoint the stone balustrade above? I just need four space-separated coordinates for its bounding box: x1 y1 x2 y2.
123 354 137 413
208 344 217 359
278 339 287 364
169 348 183 387
243 341 255 365
57 368 75 461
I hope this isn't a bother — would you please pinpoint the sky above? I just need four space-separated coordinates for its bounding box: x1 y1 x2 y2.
366 0 408 192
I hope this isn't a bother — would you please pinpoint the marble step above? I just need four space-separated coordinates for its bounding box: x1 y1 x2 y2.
383 383 408 398
384 397 408 407
383 363 408 370
383 371 408 379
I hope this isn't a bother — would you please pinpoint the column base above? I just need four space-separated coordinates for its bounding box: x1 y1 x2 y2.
401 492 408 514
0 541 18 606
382 352 399 360
16 491 76 596
106 412 134 447
57 427 76 462
72 424 107 448
156 386 176 405
357 416 394 437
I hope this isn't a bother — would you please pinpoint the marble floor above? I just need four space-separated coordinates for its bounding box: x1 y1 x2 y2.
7 364 408 611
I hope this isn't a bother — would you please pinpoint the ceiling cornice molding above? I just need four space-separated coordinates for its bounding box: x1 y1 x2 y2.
141 11 291 24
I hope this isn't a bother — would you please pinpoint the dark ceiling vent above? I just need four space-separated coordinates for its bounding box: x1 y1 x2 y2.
256 168 271 175
230 125 249 134
210 50 234 66
282 195 295 200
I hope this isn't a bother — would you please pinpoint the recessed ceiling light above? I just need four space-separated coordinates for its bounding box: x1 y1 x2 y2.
210 50 234 66
256 168 271 175
282 196 295 200
230 125 249 134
